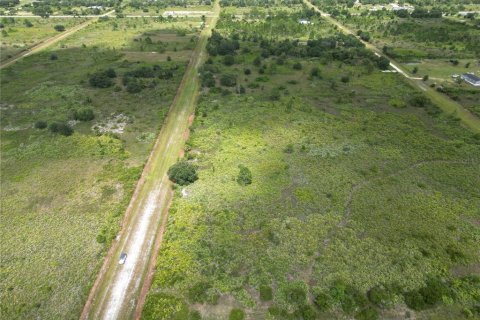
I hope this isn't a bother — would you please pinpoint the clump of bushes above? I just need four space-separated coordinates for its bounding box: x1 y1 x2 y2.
220 74 237 87
49 122 73 136
54 25 65 32
167 161 198 185
403 278 450 311
237 165 252 186
34 120 47 129
89 68 116 88
73 107 95 121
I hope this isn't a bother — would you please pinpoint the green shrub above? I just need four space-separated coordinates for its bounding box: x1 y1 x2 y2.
50 53 58 60
310 67 321 77
49 122 73 136
126 79 143 93
34 120 47 129
329 281 368 314
260 285 273 301
314 292 332 311
409 94 430 108
229 309 245 320
168 161 198 186
367 286 396 309
73 108 95 121
293 62 302 70
237 165 252 186
404 290 427 310
294 304 317 320
104 68 117 78
54 25 65 32
89 71 114 88
220 74 237 87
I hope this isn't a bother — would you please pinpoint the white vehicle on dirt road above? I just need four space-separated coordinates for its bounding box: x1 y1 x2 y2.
118 253 127 265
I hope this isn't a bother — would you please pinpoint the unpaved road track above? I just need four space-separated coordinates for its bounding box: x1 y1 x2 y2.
80 3 220 320
303 0 480 133
0 10 114 70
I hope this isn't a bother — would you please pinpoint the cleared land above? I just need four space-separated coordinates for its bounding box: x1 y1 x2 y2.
0 15 200 319
0 17 88 62
142 4 480 320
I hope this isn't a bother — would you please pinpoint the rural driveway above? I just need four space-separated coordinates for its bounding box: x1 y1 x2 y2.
80 2 220 320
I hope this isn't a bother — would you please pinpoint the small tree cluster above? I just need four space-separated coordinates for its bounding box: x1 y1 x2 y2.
49 122 73 136
237 165 252 186
167 161 198 185
73 107 95 121
89 68 116 88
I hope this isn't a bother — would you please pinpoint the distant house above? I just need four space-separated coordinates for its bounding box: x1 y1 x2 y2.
461 73 480 86
298 19 312 25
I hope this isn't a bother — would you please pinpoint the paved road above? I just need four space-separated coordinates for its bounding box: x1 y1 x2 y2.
0 10 114 69
80 2 220 320
303 0 480 133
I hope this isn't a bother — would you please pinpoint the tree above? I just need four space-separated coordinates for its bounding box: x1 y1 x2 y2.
409 94 430 108
237 165 252 186
412 66 418 74
167 161 198 185
341 75 350 83
376 56 390 70
49 122 73 136
220 74 236 87
73 108 95 121
89 71 114 88
54 25 65 32
50 53 58 60
423 75 429 81
34 120 47 129
126 79 143 93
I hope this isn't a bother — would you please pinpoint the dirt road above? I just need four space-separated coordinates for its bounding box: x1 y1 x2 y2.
0 10 114 70
80 2 220 320
303 0 480 133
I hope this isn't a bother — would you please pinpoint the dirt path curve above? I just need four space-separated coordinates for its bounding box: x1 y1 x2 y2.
0 10 114 70
303 0 480 133
80 2 220 320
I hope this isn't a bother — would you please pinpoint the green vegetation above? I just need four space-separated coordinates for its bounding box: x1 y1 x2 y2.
168 161 199 185
143 4 480 320
0 17 86 61
0 15 199 319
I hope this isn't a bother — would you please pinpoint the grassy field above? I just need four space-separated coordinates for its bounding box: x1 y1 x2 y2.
142 6 480 320
0 16 200 319
0 17 87 61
